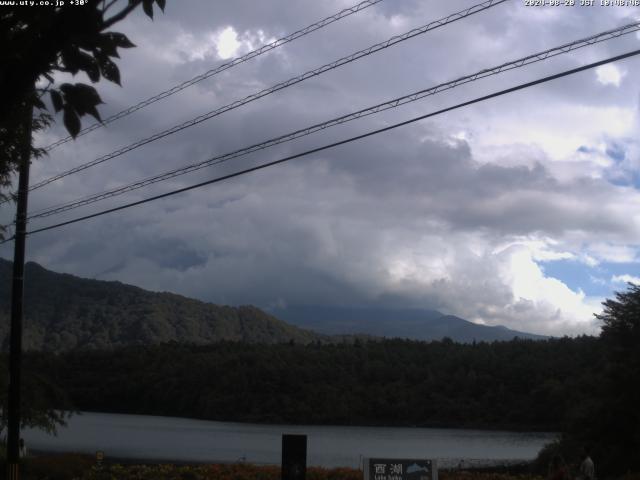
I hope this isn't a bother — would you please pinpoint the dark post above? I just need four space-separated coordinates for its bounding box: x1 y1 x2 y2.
282 434 307 480
6 101 33 480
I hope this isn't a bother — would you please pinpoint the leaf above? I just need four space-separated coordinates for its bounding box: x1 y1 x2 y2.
50 90 63 112
84 104 102 123
107 32 136 49
72 83 103 106
60 49 80 75
33 96 46 110
61 49 99 81
155 0 165 11
63 106 81 138
59 83 74 95
82 56 101 82
98 56 121 85
69 84 103 122
97 34 120 58
60 83 103 122
142 0 154 19
101 45 120 59
75 51 100 82
73 32 98 51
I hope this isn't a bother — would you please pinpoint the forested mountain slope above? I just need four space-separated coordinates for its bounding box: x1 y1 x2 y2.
0 259 322 351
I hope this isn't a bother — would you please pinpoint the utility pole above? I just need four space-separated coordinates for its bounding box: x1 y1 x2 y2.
6 99 33 480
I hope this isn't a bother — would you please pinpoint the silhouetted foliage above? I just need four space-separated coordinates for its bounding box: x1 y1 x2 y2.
533 283 640 476
0 0 167 432
576 283 639 474
0 0 166 203
0 355 73 436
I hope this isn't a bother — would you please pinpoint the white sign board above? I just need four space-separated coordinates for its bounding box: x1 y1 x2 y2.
364 458 438 480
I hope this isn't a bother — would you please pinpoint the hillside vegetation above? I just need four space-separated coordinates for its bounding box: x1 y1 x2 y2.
0 259 322 350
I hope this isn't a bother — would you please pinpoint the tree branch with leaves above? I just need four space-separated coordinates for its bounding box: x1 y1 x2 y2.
0 0 167 431
0 0 166 204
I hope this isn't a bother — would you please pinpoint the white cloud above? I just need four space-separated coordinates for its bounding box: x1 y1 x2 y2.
612 274 640 285
389 14 409 29
595 64 625 88
494 245 600 335
158 25 247 64
472 104 635 161
215 26 241 60
588 243 638 264
517 239 576 262
158 31 217 63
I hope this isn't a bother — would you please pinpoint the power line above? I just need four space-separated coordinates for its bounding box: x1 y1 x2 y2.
11 48 639 241
25 20 640 221
26 0 508 193
42 0 386 152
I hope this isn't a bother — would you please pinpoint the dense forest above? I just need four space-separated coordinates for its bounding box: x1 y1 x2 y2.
19 337 598 431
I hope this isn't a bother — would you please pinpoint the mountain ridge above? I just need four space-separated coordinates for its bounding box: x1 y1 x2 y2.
271 305 547 342
0 258 546 350
0 258 324 351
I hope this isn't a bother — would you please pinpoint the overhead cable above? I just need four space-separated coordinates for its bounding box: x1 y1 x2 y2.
11 48 638 240
42 0 386 151
27 0 508 193
26 21 640 221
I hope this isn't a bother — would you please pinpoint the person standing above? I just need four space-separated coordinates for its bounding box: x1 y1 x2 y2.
18 438 27 459
579 447 595 480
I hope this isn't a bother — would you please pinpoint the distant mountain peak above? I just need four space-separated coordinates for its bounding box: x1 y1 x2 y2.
271 304 548 343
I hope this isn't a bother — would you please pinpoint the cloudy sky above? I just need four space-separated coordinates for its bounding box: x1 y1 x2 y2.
2 0 640 336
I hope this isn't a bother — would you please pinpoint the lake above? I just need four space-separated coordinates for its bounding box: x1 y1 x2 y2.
23 412 556 468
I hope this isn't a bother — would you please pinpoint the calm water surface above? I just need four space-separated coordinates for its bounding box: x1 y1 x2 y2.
23 412 556 468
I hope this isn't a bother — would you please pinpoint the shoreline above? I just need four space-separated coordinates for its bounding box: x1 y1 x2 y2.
28 449 534 471
23 412 551 471
17 455 543 480
68 410 558 434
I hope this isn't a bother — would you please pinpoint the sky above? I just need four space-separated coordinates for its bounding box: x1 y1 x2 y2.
2 0 640 336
